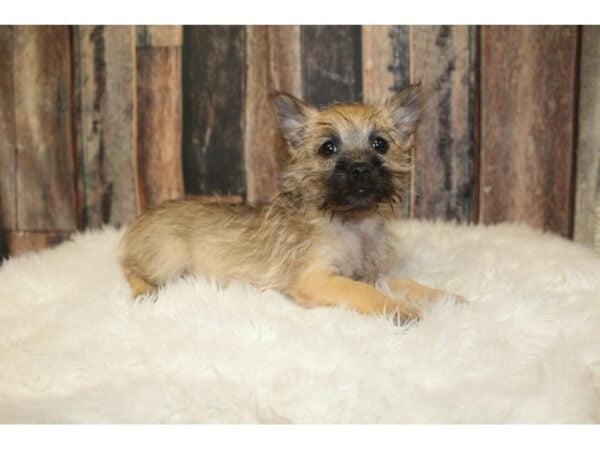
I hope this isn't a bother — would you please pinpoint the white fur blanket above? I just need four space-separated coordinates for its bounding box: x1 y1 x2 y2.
0 221 599 423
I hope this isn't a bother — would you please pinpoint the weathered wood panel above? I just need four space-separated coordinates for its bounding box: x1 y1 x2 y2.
301 26 362 106
137 44 184 210
5 231 72 256
75 25 140 228
182 26 246 197
362 25 411 218
137 25 183 48
0 231 7 261
0 26 17 231
574 26 600 251
13 26 78 231
244 25 301 205
411 25 477 222
480 26 578 237
362 25 410 104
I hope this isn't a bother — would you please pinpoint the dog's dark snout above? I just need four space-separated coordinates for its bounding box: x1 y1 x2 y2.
350 162 371 181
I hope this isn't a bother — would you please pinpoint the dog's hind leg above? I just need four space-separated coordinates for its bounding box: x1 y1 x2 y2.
124 270 158 298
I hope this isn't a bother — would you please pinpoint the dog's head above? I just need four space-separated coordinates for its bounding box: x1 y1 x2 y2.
272 85 420 215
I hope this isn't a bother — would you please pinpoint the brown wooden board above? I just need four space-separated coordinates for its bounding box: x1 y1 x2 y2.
13 26 78 231
480 26 578 237
5 230 72 257
74 25 140 228
574 26 600 251
182 26 246 197
362 25 410 103
301 26 362 106
137 45 184 210
411 25 477 223
137 25 183 48
244 25 301 205
0 26 17 232
362 25 411 218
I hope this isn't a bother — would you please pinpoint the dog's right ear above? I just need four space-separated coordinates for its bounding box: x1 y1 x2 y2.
271 92 316 149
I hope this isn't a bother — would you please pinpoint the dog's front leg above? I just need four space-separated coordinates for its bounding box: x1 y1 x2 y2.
287 272 421 321
384 277 464 304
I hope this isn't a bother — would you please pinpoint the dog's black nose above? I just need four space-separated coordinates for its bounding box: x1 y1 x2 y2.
350 162 371 181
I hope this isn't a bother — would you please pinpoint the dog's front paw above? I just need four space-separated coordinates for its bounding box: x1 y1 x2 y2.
389 301 422 325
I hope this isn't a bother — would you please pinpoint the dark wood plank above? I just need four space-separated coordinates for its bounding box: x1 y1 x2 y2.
480 26 578 237
411 25 477 223
137 25 183 48
74 25 140 228
182 26 246 197
137 44 184 210
0 231 8 262
0 26 17 231
244 25 301 205
362 25 411 218
301 25 362 107
13 26 77 231
6 230 72 256
574 26 600 251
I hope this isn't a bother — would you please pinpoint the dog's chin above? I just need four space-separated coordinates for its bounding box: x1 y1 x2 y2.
324 188 391 213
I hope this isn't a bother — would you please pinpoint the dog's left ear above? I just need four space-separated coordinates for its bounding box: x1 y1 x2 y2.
383 84 421 141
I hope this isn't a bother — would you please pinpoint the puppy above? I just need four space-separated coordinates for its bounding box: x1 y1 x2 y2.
120 85 456 321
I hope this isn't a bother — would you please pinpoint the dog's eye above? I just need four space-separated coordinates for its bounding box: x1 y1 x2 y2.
372 137 389 154
319 140 337 158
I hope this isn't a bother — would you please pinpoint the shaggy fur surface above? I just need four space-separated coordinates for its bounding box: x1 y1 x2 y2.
0 221 599 423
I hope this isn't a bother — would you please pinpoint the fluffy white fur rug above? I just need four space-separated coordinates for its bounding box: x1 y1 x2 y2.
0 220 599 424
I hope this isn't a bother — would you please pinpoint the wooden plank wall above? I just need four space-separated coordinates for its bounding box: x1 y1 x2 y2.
75 25 139 228
4 26 77 255
0 25 184 258
244 26 301 204
574 26 600 250
0 26 16 257
1 25 598 260
181 26 245 201
480 26 578 237
136 25 184 209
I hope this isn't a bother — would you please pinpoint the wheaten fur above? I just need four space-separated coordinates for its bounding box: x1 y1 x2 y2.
120 85 456 320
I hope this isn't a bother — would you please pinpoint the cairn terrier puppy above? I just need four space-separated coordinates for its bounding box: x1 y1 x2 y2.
120 85 456 321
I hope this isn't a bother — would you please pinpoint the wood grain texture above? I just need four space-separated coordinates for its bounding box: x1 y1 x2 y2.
137 25 183 47
13 26 77 231
182 26 246 197
480 26 578 237
301 26 362 106
411 25 477 222
574 26 600 250
0 26 17 231
75 25 140 228
137 45 184 210
244 25 301 205
5 230 72 256
362 25 410 104
362 25 411 218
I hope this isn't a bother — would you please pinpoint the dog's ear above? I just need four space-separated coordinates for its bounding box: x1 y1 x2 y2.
383 84 421 141
271 92 316 149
